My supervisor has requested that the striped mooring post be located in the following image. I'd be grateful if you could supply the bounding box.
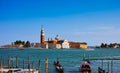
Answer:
[45,58,48,73]
[16,56,18,68]
[38,60,41,73]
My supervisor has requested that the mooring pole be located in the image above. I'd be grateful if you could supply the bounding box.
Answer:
[23,59,25,69]
[32,61,34,73]
[38,60,41,73]
[83,52,85,60]
[108,61,110,73]
[88,55,90,61]
[45,58,48,73]
[111,60,113,73]
[8,56,10,69]
[0,59,2,73]
[3,57,4,67]
[16,56,18,68]
[12,57,14,68]
[28,56,30,73]
[0,59,2,68]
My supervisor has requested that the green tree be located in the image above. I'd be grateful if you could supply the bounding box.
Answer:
[24,41,30,47]
[100,43,105,48]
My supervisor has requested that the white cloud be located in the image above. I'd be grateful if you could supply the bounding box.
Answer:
[73,25,120,46]
[74,25,120,36]
[94,26,115,30]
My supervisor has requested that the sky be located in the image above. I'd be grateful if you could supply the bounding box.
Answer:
[0,0,120,46]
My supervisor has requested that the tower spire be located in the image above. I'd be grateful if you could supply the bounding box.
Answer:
[40,25,45,44]
[41,25,44,32]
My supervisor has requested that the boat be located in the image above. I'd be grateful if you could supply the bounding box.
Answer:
[17,69,38,73]
[80,61,92,73]
[54,60,64,73]
[84,48,94,51]
[1,68,38,73]
[7,68,22,73]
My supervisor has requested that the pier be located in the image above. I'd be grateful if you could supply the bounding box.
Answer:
[86,57,120,60]
[0,56,48,73]
[85,57,120,73]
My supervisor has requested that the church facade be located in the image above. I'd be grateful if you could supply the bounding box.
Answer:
[39,25,87,49]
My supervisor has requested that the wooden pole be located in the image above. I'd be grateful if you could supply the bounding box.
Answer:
[32,61,34,73]
[83,52,85,60]
[8,56,10,69]
[0,60,2,69]
[16,56,18,68]
[12,57,14,68]
[45,58,48,73]
[0,60,2,73]
[38,60,41,73]
[23,59,25,69]
[88,55,90,61]
[111,60,113,73]
[108,61,110,73]
[3,57,4,67]
[28,56,30,73]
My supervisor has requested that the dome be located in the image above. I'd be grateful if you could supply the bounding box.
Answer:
[55,35,60,40]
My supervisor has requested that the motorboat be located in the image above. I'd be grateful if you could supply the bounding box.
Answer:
[84,48,94,51]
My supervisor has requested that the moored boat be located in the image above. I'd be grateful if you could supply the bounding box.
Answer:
[54,60,64,73]
[85,48,94,51]
[80,61,92,73]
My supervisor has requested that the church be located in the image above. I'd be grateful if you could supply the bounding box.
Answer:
[40,25,87,49]
[40,25,70,49]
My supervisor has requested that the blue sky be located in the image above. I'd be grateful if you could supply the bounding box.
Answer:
[0,0,120,46]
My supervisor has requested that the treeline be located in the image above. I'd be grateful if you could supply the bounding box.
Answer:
[13,40,31,47]
[96,43,120,48]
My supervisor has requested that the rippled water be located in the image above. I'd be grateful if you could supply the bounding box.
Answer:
[0,48,120,73]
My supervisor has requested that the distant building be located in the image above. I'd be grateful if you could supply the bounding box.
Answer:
[69,42,87,49]
[30,43,35,47]
[79,42,87,49]
[48,43,61,49]
[31,43,41,48]
[58,40,70,48]
[40,43,48,49]
[47,39,70,49]
[39,25,87,49]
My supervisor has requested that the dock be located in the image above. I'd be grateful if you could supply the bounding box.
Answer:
[0,56,48,73]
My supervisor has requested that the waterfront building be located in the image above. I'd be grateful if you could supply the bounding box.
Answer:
[40,43,48,49]
[47,39,70,49]
[58,40,70,48]
[31,43,41,48]
[69,42,87,49]
[48,43,61,49]
[39,25,87,49]
[79,42,88,49]
[30,43,35,47]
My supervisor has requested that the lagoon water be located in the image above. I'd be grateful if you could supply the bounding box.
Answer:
[0,48,120,73]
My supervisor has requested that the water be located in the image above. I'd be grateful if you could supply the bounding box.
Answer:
[0,48,120,73]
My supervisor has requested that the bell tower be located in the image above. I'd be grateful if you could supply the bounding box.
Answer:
[41,25,45,44]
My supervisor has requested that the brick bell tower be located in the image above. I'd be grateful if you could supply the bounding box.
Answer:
[41,25,45,44]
